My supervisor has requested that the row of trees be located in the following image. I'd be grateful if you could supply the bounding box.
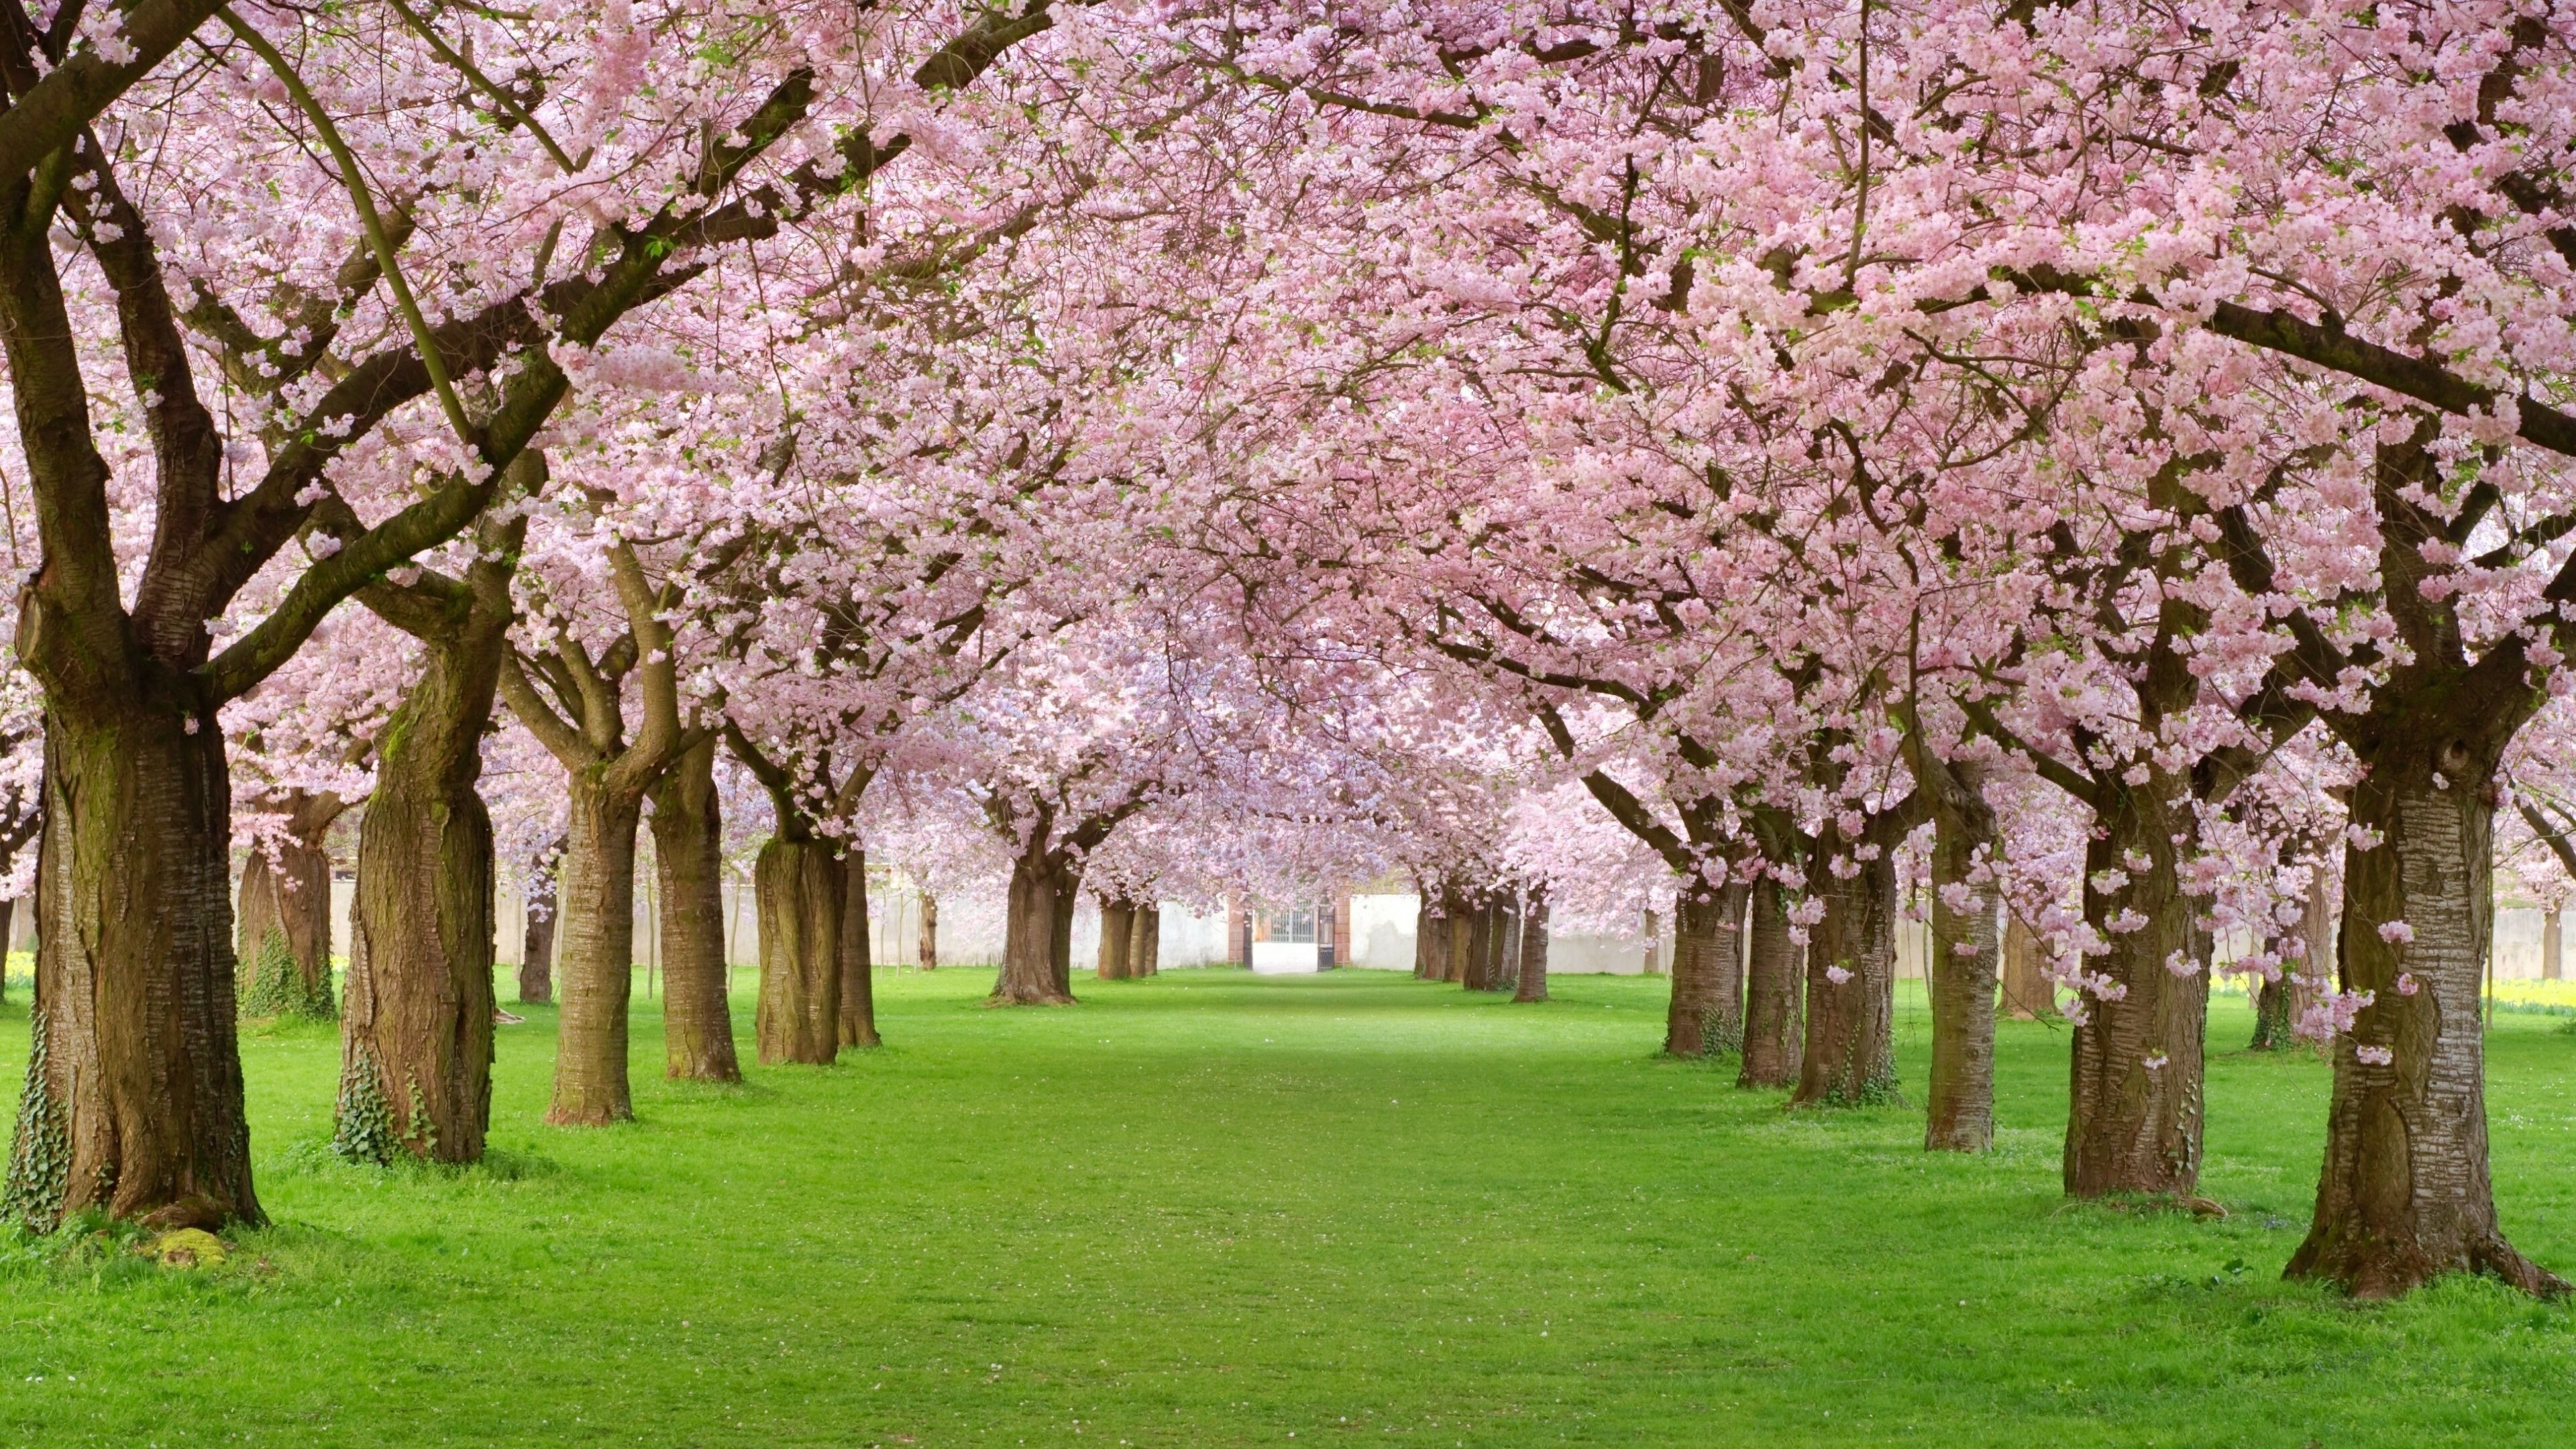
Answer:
[0,2,2570,1307]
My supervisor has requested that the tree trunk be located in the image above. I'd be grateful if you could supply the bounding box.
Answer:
[2063,780,2209,1197]
[519,857,557,1004]
[2252,971,2296,1051]
[1665,885,1746,1057]
[236,796,337,1020]
[1098,898,1136,979]
[1998,914,2049,1020]
[0,896,12,1006]
[1925,762,2000,1152]
[4,712,259,1231]
[1455,891,1491,989]
[1512,887,1550,1002]
[1489,896,1518,991]
[649,738,738,1083]
[994,853,1074,1004]
[1413,892,1439,979]
[753,837,842,1065]
[918,891,938,970]
[2286,766,2565,1297]
[839,849,880,1048]
[1132,904,1160,977]
[1739,878,1804,1089]
[1049,873,1080,999]
[337,629,503,1165]
[1792,816,1901,1108]
[1642,909,1664,975]
[547,775,645,1125]
[2546,909,2562,983]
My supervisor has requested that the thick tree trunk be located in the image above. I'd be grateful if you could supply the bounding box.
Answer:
[547,777,645,1125]
[1132,904,1161,977]
[994,853,1075,1004]
[1512,887,1550,1002]
[1642,909,1665,975]
[839,849,880,1048]
[1098,898,1136,979]
[1998,914,2049,1020]
[1739,878,1803,1089]
[2259,866,2334,1050]
[918,891,938,971]
[649,739,738,1083]
[236,797,337,1020]
[4,713,258,1230]
[337,633,502,1165]
[519,859,557,1004]
[753,837,842,1065]
[2063,781,2210,1197]
[1413,893,1440,979]
[1925,763,2000,1152]
[2286,768,2565,1297]
[1490,896,1519,991]
[1665,885,1746,1057]
[1455,891,1491,989]
[2252,972,2296,1051]
[1792,817,1901,1108]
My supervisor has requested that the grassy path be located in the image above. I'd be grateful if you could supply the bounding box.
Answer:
[4,968,2575,1446]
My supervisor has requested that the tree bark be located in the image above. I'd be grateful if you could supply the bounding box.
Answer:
[2063,777,2210,1197]
[1413,892,1440,979]
[1132,904,1160,976]
[649,737,739,1083]
[337,621,504,1165]
[1098,897,1136,979]
[839,849,879,1048]
[1665,884,1746,1057]
[236,792,339,1020]
[547,775,644,1125]
[994,851,1075,1004]
[1511,886,1550,1002]
[520,851,558,1005]
[1998,913,2049,1020]
[0,896,13,1006]
[918,891,938,970]
[4,713,259,1231]
[1739,878,1803,1089]
[1642,908,1664,975]
[1455,890,1491,989]
[1049,872,1080,999]
[2286,767,2566,1297]
[2546,909,2562,983]
[753,837,842,1065]
[1792,812,1902,1108]
[1923,761,2001,1152]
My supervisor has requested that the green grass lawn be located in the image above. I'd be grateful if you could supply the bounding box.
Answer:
[3,967,2574,1447]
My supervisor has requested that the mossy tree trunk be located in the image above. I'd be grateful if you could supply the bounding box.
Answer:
[1793,808,1903,1108]
[649,736,739,1083]
[336,523,523,1165]
[236,789,343,1020]
[1665,883,1746,1057]
[1739,877,1804,1088]
[5,710,258,1230]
